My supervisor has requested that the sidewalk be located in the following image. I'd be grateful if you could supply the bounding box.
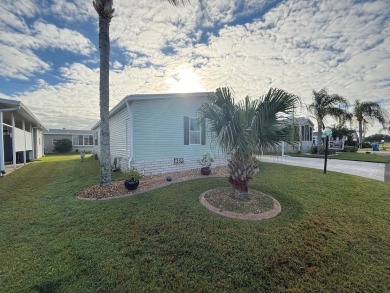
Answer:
[259,155,386,182]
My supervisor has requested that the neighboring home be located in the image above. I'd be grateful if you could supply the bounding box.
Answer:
[296,117,315,153]
[313,130,345,151]
[276,117,314,154]
[43,129,95,153]
[0,98,46,174]
[92,92,227,175]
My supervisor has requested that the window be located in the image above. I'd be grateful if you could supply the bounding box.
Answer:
[189,117,201,145]
[72,135,94,146]
[301,125,312,141]
[94,132,98,145]
[184,116,206,145]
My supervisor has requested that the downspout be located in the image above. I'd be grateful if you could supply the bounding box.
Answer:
[126,100,133,170]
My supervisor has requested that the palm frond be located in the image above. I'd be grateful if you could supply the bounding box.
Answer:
[308,88,351,126]
[253,88,301,148]
[353,100,389,125]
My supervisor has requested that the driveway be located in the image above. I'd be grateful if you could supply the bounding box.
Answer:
[259,155,386,182]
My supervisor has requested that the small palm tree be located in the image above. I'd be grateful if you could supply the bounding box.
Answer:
[353,100,389,148]
[198,87,299,200]
[308,89,351,153]
[93,0,186,186]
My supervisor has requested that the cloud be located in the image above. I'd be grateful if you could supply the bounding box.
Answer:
[0,44,50,79]
[49,0,95,22]
[0,0,96,80]
[1,0,389,135]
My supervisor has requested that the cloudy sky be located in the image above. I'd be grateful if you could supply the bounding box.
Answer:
[1,0,389,134]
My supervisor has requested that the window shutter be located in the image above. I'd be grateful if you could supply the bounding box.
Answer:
[184,116,189,145]
[201,119,206,145]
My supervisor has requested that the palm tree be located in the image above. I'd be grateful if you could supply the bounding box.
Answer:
[308,89,351,153]
[353,100,389,148]
[93,0,186,186]
[198,87,299,200]
[330,124,356,145]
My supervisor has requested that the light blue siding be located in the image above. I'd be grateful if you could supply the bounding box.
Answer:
[132,96,211,161]
[110,106,128,160]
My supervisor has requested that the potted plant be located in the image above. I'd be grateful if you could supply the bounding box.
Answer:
[199,153,214,175]
[124,167,142,191]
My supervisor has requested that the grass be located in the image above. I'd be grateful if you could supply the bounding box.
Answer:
[290,152,390,163]
[0,154,389,292]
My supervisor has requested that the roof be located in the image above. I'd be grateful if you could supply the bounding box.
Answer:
[293,116,315,126]
[91,92,212,130]
[44,129,95,135]
[0,98,47,131]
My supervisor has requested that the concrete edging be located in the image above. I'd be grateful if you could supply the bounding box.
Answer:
[199,189,282,221]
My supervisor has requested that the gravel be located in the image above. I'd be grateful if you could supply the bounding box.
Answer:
[76,166,229,200]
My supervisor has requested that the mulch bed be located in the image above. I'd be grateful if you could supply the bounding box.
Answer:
[76,166,230,200]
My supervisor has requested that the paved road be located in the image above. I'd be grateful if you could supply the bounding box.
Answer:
[259,155,386,182]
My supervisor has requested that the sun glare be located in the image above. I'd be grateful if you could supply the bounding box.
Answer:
[168,67,205,93]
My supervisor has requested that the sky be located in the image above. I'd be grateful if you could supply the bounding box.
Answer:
[0,0,389,135]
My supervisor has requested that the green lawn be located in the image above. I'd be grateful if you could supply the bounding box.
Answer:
[290,152,390,163]
[0,154,389,292]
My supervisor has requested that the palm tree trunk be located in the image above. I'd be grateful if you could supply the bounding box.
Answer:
[358,120,363,149]
[99,17,111,186]
[228,154,258,200]
[316,122,323,154]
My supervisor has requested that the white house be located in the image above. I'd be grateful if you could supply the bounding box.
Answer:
[313,130,346,151]
[92,92,227,175]
[43,129,96,153]
[0,98,46,174]
[275,117,314,154]
[296,117,315,153]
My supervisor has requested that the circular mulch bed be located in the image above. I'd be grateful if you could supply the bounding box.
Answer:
[199,188,281,220]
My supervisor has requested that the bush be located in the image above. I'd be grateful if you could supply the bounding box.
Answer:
[54,139,72,153]
[362,142,372,148]
[125,167,143,181]
[344,146,358,152]
[310,145,335,155]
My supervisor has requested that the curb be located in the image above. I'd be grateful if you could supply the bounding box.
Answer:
[385,163,390,183]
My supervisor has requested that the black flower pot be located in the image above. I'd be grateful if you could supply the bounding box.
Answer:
[124,179,139,191]
[201,167,211,176]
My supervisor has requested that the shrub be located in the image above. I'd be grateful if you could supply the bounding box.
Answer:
[125,167,143,181]
[199,153,214,168]
[54,139,72,153]
[344,146,358,152]
[310,145,336,155]
[362,142,372,148]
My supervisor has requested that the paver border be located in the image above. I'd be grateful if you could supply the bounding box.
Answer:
[199,188,281,221]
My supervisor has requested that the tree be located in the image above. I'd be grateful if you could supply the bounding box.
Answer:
[54,139,72,153]
[198,87,299,200]
[93,0,186,186]
[308,89,351,153]
[366,133,390,143]
[352,100,389,148]
[330,124,356,145]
